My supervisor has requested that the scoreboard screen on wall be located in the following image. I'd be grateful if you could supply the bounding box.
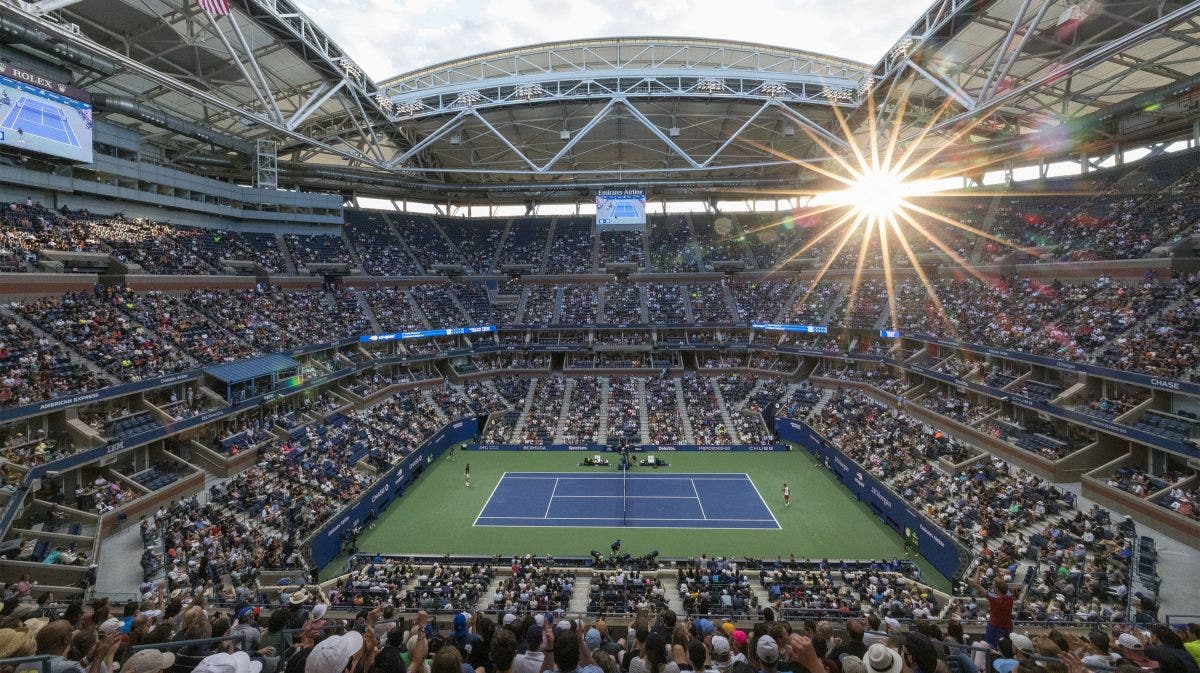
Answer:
[596,189,647,231]
[0,64,93,164]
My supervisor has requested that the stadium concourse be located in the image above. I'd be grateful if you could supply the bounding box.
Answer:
[2,1,1200,673]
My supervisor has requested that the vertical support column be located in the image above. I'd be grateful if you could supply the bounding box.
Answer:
[255,139,279,190]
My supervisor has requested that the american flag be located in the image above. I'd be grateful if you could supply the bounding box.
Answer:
[197,0,231,16]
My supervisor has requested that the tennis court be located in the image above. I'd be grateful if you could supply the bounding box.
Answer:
[1,96,80,147]
[474,471,780,529]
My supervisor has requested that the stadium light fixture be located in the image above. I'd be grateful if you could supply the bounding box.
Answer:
[514,84,545,100]
[760,81,789,97]
[395,101,428,117]
[697,78,724,93]
[453,91,484,108]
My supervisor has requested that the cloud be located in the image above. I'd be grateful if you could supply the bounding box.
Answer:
[297,0,933,81]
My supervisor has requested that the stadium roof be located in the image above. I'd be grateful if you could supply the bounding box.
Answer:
[2,0,1199,201]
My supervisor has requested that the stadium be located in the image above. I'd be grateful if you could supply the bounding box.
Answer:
[0,0,1197,672]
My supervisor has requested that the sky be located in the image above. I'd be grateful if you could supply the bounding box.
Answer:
[296,0,935,81]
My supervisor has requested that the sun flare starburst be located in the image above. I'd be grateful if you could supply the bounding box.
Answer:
[733,76,1055,340]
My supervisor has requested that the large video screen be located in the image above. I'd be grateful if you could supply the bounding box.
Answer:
[596,189,646,231]
[0,64,92,163]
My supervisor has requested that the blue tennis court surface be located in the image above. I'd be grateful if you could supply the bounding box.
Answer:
[474,472,780,529]
[1,96,80,147]
[611,202,640,219]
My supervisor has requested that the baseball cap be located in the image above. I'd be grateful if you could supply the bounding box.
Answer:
[502,613,517,626]
[1009,634,1034,656]
[840,655,867,673]
[1117,633,1143,651]
[712,636,731,656]
[697,619,715,636]
[453,613,469,635]
[305,632,364,673]
[98,617,122,635]
[122,649,176,673]
[732,630,748,649]
[993,660,1018,673]
[585,628,602,651]
[865,643,903,673]
[756,635,780,664]
[196,652,263,673]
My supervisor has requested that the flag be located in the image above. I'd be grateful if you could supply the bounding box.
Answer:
[198,0,231,16]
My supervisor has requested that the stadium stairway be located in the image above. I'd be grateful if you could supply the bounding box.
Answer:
[421,390,450,425]
[803,386,834,417]
[537,220,556,273]
[719,284,740,319]
[680,286,696,323]
[275,233,298,275]
[475,574,506,613]
[710,379,737,442]
[407,288,435,330]
[745,571,774,612]
[442,290,473,325]
[597,285,608,324]
[514,289,530,323]
[0,305,119,386]
[969,196,1003,263]
[674,378,697,444]
[568,574,592,614]
[659,575,685,616]
[354,289,384,333]
[552,287,564,324]
[638,286,650,323]
[597,378,612,444]
[512,380,540,442]
[821,284,852,325]
[551,379,576,443]
[635,379,651,444]
[380,213,427,274]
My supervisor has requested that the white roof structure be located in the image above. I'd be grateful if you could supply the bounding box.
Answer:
[3,0,1198,200]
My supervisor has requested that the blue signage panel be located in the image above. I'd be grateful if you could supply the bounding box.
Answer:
[752,323,829,334]
[359,325,497,343]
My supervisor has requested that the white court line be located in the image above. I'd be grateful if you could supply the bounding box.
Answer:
[478,515,776,522]
[501,473,751,480]
[745,474,783,529]
[473,522,782,530]
[690,478,708,520]
[553,494,696,499]
[543,478,559,518]
[471,470,510,526]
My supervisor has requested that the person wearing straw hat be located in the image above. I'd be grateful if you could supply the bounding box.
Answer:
[122,649,176,673]
[0,626,36,659]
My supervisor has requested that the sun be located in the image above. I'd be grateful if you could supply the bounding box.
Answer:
[843,169,912,220]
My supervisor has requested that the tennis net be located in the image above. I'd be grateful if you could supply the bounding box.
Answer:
[621,463,628,526]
